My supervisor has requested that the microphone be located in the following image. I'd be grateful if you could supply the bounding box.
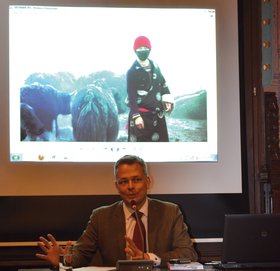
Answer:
[116,200,153,270]
[130,200,137,210]
[130,200,145,259]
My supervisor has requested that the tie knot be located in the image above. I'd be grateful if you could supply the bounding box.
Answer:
[132,211,143,220]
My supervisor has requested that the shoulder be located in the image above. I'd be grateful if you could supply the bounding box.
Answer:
[148,198,179,211]
[90,201,123,218]
[148,198,183,223]
[150,60,160,70]
[150,60,163,76]
[127,61,141,75]
[148,199,186,228]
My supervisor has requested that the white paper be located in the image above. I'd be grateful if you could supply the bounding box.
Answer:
[168,262,204,270]
[73,267,116,271]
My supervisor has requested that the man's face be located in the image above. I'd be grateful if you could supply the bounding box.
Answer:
[115,163,151,209]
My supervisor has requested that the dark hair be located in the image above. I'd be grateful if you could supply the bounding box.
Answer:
[114,154,148,177]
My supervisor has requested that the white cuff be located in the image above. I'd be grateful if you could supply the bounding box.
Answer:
[146,253,161,266]
[132,113,141,120]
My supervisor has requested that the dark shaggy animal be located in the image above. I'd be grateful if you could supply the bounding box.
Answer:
[20,84,71,138]
[20,103,45,141]
[71,85,119,141]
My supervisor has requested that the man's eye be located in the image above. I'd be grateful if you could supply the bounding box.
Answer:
[118,180,128,185]
[117,177,143,185]
[132,177,143,183]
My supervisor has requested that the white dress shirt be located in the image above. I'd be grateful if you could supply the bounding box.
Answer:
[122,199,161,266]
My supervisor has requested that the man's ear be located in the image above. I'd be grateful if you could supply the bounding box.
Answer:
[146,176,151,189]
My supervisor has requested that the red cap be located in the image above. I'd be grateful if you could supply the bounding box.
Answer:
[133,36,151,51]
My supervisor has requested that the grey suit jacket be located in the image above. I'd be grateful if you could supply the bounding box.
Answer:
[72,198,197,267]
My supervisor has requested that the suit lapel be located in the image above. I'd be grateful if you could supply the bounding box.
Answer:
[113,201,127,258]
[147,199,160,252]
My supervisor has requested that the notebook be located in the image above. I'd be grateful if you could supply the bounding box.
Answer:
[218,213,280,269]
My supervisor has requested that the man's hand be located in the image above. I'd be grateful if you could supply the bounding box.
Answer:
[164,102,173,112]
[135,116,144,129]
[36,234,66,267]
[124,236,150,260]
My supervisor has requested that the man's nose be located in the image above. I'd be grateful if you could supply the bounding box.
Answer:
[127,180,135,189]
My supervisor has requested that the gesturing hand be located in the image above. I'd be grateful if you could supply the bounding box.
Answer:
[124,236,150,260]
[36,233,66,267]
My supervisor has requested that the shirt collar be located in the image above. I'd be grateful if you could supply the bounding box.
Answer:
[123,198,149,220]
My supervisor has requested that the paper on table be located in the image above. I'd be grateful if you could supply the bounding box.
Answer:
[167,261,204,270]
[73,267,116,271]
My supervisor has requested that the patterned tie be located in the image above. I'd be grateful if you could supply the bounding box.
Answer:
[132,211,147,252]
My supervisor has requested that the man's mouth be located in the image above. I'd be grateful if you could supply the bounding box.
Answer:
[127,194,137,199]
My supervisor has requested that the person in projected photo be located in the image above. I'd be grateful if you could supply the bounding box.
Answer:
[36,154,197,269]
[126,36,174,142]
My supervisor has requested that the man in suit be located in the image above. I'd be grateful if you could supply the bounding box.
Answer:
[36,155,197,268]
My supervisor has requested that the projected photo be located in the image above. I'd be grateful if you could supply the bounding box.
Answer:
[10,5,217,162]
